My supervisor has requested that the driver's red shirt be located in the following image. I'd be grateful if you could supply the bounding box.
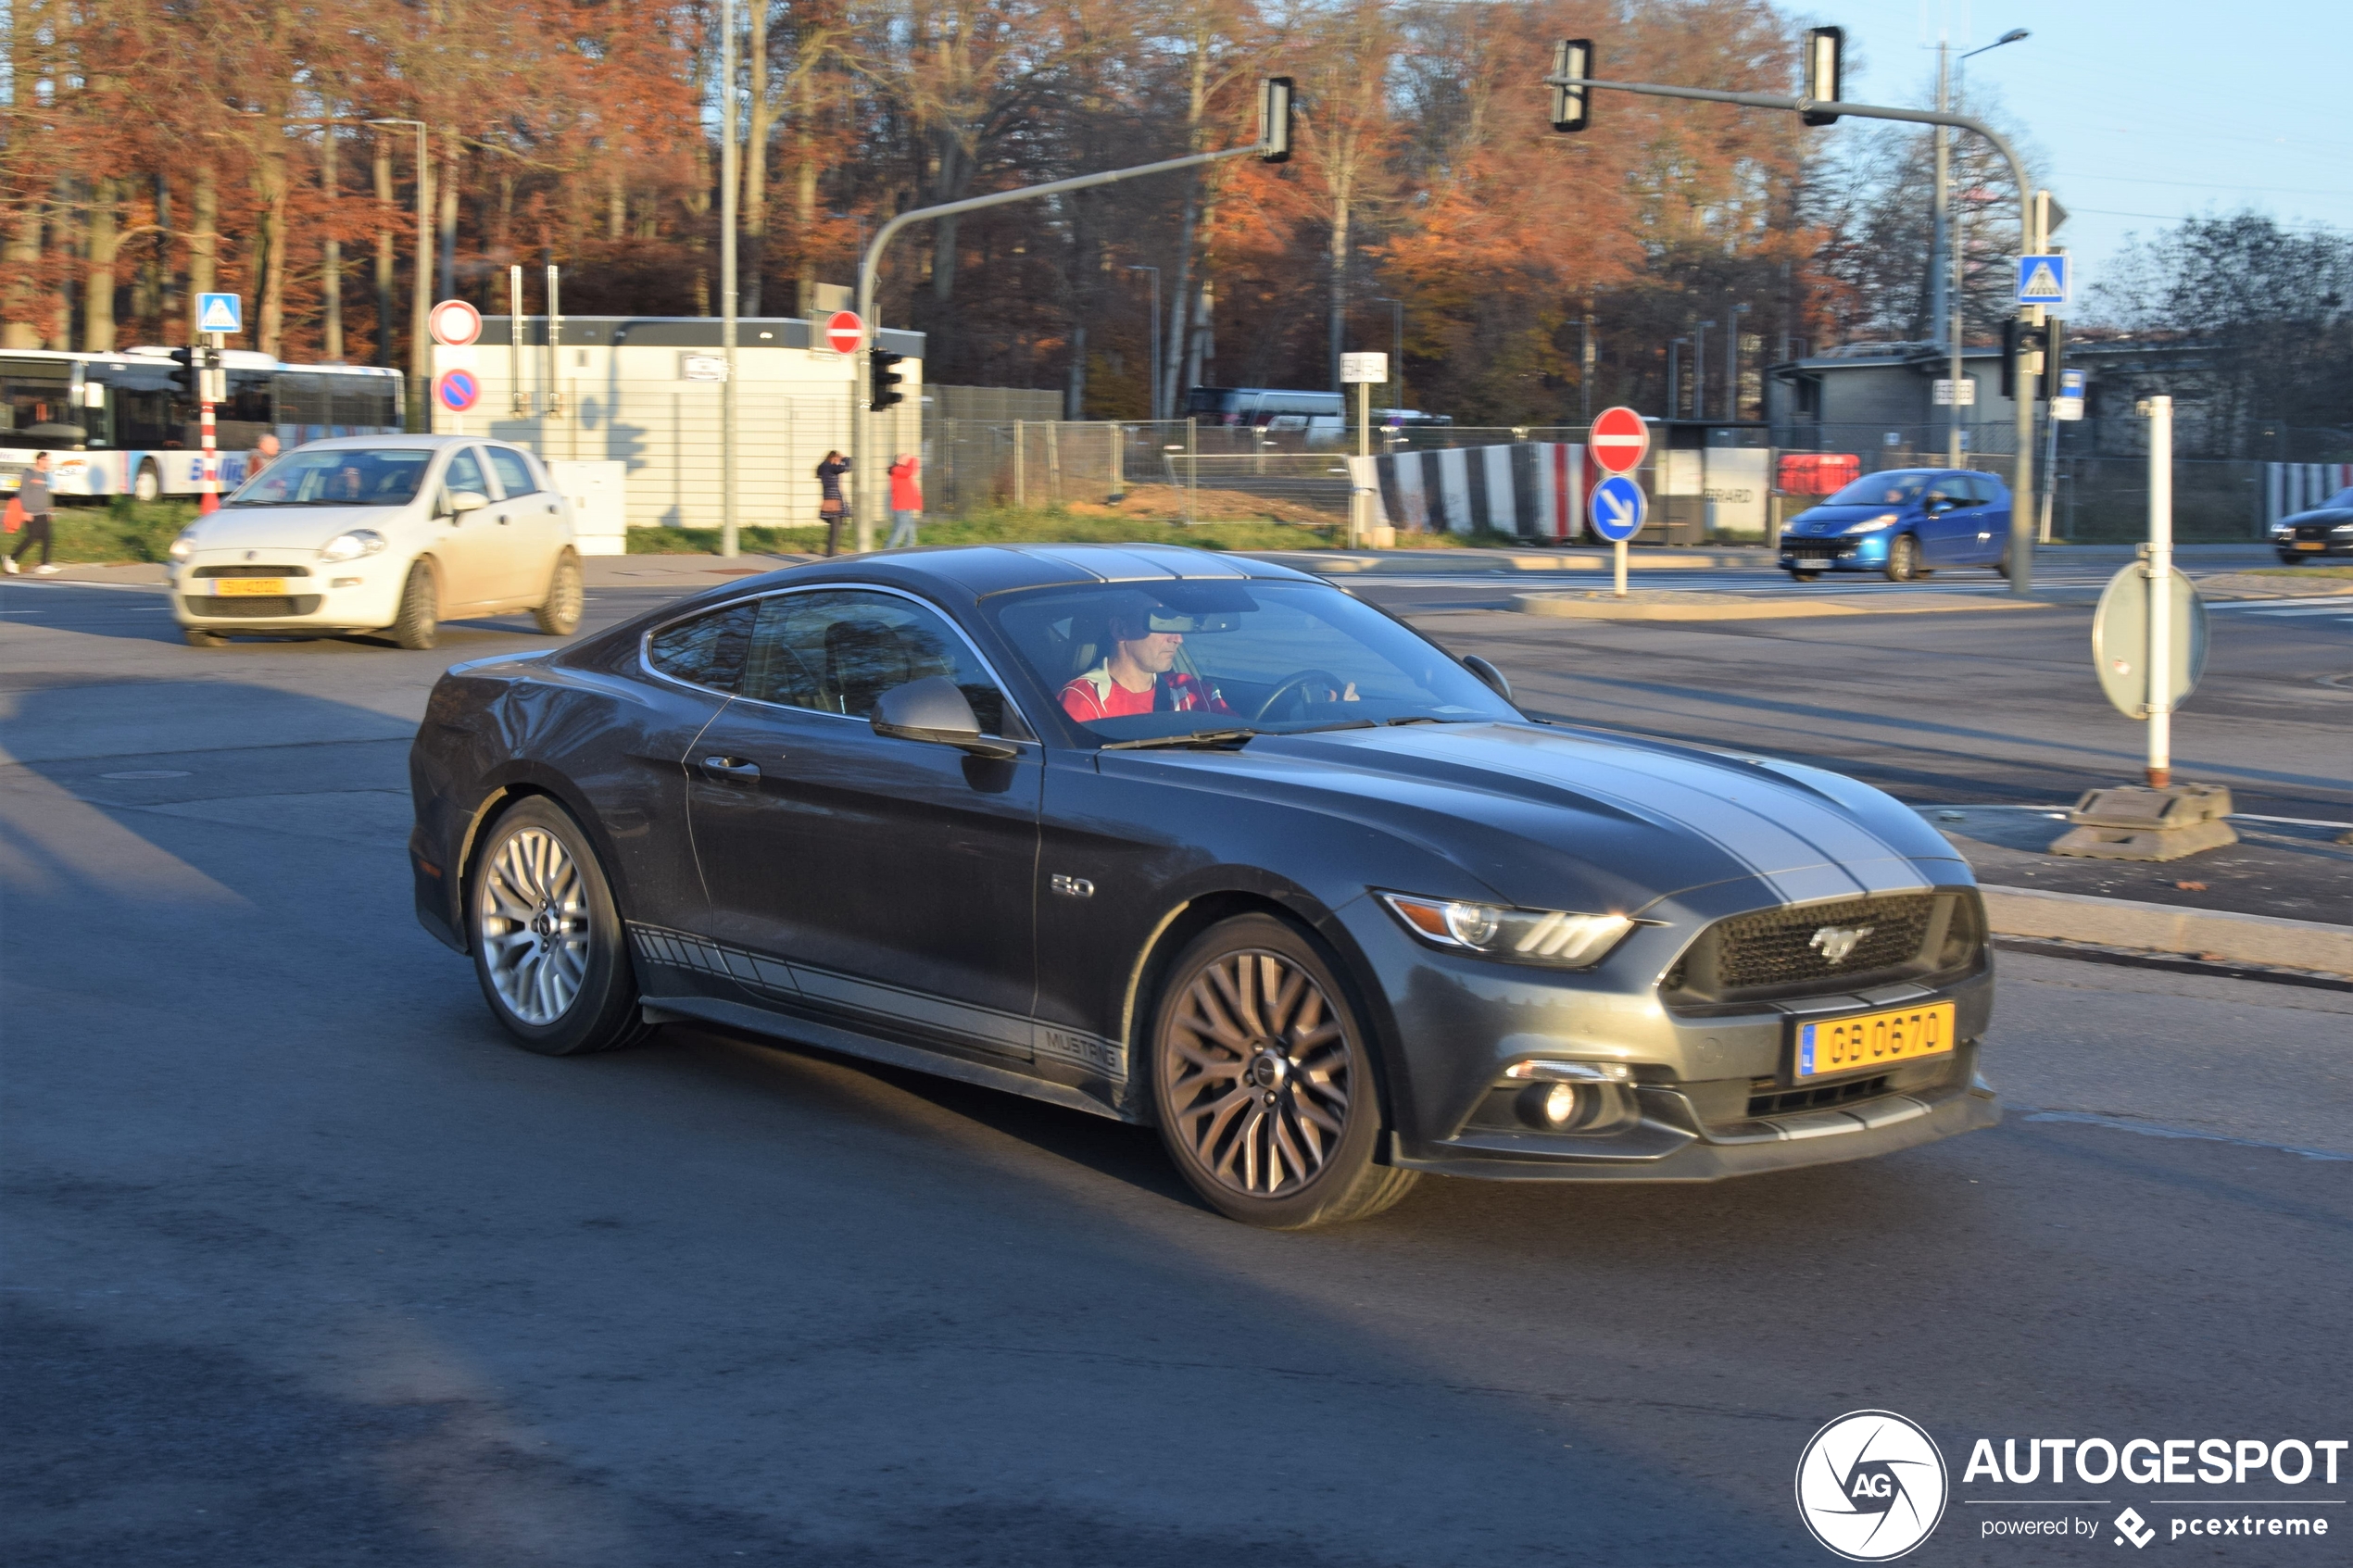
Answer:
[1059,664,1228,722]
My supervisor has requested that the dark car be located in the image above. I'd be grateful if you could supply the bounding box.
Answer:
[2271,485,2353,562]
[1779,468,2013,582]
[409,545,1999,1228]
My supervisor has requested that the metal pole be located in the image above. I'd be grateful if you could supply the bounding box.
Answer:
[2145,395,2173,789]
[1013,420,1025,508]
[1185,416,1197,526]
[545,265,561,420]
[1580,307,1595,424]
[720,0,740,558]
[1937,41,1959,466]
[1353,379,1368,547]
[1667,339,1681,420]
[198,335,220,512]
[509,264,525,417]
[1694,320,1712,421]
[1614,537,1627,598]
[852,140,1265,552]
[1727,302,1747,420]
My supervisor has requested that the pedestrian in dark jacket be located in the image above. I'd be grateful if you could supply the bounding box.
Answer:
[6,452,58,575]
[815,451,851,557]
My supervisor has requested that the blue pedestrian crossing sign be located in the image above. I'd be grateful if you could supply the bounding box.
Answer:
[1588,473,1647,543]
[196,293,243,333]
[2015,255,2070,306]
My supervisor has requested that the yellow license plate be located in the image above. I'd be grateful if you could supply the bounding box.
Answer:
[2294,541,2325,551]
[214,578,288,596]
[1795,1001,1956,1081]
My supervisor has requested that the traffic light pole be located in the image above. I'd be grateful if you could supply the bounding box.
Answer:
[850,141,1272,553]
[1548,72,2041,596]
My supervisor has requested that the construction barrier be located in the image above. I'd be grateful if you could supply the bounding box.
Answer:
[1357,443,1588,540]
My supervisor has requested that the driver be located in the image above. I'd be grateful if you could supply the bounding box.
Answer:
[1059,606,1234,722]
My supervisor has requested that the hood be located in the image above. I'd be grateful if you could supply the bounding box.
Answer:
[1787,503,1906,533]
[182,504,412,554]
[1118,721,1969,916]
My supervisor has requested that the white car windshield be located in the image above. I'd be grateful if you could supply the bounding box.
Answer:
[990,580,1521,741]
[227,448,432,507]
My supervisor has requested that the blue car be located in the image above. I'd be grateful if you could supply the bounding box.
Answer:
[1778,469,2013,583]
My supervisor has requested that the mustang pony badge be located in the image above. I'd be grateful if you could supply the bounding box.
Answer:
[1810,923,1875,965]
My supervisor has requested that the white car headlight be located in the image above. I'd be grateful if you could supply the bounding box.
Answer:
[1845,512,1901,534]
[320,529,388,563]
[168,527,198,563]
[1379,892,1635,970]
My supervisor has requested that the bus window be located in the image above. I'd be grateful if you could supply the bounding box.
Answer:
[276,372,329,435]
[0,361,85,449]
[328,375,399,433]
[89,361,189,450]
[216,370,274,451]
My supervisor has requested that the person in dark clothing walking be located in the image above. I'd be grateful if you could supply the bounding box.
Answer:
[6,452,59,575]
[815,450,851,557]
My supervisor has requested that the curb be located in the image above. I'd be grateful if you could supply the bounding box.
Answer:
[1511,589,2054,621]
[1981,885,2353,978]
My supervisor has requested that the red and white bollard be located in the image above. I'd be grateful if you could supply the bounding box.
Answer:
[197,392,219,515]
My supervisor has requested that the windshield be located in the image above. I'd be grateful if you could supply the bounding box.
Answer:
[226,446,431,507]
[1823,471,1931,508]
[2323,486,2353,511]
[989,579,1521,741]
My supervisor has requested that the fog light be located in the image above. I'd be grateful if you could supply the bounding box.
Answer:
[1541,1082,1579,1124]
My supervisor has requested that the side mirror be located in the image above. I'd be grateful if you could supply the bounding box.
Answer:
[1462,654,1512,703]
[871,676,1018,759]
[1924,496,1957,515]
[445,489,489,516]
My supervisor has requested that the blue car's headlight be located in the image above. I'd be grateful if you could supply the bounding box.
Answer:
[1844,512,1901,534]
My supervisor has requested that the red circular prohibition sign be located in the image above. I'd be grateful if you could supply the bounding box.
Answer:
[1589,406,1650,475]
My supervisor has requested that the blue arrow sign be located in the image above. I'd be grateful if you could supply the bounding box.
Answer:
[196,293,243,333]
[2015,255,2069,306]
[1588,473,1646,543]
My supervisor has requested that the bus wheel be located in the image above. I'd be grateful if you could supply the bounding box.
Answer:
[133,462,162,504]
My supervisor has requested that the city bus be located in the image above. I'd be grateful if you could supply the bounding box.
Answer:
[1185,385,1349,445]
[0,349,404,501]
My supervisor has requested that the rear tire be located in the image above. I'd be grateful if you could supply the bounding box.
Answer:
[466,796,650,1057]
[534,550,583,635]
[392,559,438,650]
[1148,914,1417,1229]
[1884,534,1921,582]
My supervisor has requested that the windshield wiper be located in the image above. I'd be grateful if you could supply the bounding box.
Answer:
[1099,727,1261,751]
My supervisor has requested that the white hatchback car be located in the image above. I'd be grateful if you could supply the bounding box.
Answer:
[168,434,582,650]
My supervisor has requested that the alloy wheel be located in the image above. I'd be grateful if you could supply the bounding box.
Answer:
[477,825,590,1024]
[1160,948,1354,1198]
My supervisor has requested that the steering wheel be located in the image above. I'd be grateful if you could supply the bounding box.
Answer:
[1249,668,1348,723]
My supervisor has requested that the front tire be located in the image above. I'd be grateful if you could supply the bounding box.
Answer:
[1786,568,1820,583]
[392,559,438,649]
[183,627,228,648]
[1149,914,1416,1229]
[1884,533,1921,582]
[534,550,583,635]
[467,797,650,1056]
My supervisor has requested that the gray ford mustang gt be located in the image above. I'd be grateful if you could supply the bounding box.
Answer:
[409,544,1999,1227]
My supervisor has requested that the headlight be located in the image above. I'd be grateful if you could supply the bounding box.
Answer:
[319,529,388,562]
[1379,892,1635,969]
[1844,512,1900,534]
[167,527,198,563]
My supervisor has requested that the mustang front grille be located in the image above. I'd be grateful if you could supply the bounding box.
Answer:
[1662,891,1983,1010]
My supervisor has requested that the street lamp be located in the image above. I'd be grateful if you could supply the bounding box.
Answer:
[1667,336,1690,420]
[1944,28,2030,464]
[365,118,431,432]
[1126,266,1161,421]
[1372,296,1404,427]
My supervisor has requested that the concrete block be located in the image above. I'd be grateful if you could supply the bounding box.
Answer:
[1982,885,2353,977]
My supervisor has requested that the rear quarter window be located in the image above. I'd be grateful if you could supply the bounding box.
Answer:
[646,601,755,694]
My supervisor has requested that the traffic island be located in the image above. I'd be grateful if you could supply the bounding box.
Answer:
[1510,587,2056,621]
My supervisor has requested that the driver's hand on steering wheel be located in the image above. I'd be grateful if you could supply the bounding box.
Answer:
[1328,682,1360,703]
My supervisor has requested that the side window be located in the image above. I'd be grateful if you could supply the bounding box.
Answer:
[741,589,1015,735]
[443,446,488,503]
[647,602,756,694]
[485,445,538,497]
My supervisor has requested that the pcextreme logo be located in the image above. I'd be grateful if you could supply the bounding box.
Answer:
[1795,1411,1950,1562]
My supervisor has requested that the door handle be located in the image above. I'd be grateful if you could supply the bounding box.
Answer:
[496,513,510,525]
[700,756,761,783]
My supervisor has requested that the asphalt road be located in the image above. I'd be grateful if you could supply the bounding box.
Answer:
[6,573,2350,1568]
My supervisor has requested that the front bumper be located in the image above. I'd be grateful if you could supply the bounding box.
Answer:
[170,554,403,631]
[1780,533,1892,571]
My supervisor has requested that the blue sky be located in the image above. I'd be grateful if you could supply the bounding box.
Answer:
[1798,0,2352,300]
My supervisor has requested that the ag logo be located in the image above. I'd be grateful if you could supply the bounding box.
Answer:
[1795,1410,1948,1561]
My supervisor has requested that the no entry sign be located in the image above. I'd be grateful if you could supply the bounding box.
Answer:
[1588,406,1649,475]
[429,298,483,347]
[825,310,864,355]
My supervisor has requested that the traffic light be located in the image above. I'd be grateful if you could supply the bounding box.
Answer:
[1259,76,1293,163]
[1801,27,1843,125]
[1550,40,1593,133]
[2041,317,2066,401]
[167,346,196,396]
[869,346,905,412]
[2000,319,2051,401]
